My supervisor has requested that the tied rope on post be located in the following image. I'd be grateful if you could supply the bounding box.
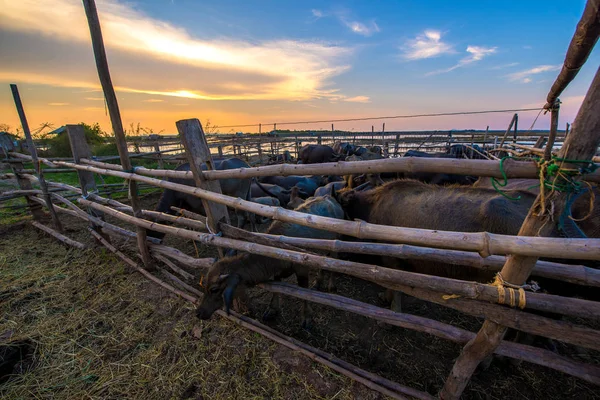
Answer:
[535,155,598,236]
[491,273,540,310]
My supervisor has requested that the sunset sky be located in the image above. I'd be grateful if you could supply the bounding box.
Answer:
[1,0,598,135]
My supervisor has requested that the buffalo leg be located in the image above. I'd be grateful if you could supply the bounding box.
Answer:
[297,274,313,330]
[262,278,282,321]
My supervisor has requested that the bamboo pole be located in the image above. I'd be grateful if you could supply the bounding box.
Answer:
[441,65,600,399]
[544,101,560,160]
[256,234,600,287]
[545,0,600,108]
[154,253,195,281]
[159,267,202,297]
[82,0,151,267]
[78,155,600,183]
[499,113,518,148]
[10,84,63,231]
[63,164,600,260]
[31,221,85,249]
[89,229,196,302]
[262,282,600,376]
[77,199,600,320]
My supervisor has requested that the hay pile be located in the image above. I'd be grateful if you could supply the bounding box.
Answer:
[0,223,375,399]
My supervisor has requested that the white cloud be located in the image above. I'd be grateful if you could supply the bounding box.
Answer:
[85,97,105,101]
[343,96,370,103]
[426,45,497,75]
[311,9,323,18]
[48,102,69,106]
[340,19,380,36]
[507,64,561,83]
[402,30,454,60]
[0,0,353,101]
[489,62,519,70]
[143,99,164,103]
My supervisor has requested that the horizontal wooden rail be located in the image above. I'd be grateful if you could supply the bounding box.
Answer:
[77,199,600,320]
[77,156,600,183]
[255,234,600,287]
[59,161,600,260]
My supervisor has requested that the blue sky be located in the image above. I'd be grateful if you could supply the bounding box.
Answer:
[0,0,597,133]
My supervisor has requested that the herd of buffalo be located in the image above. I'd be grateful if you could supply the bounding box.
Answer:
[150,142,599,344]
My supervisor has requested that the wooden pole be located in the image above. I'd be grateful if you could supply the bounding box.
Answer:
[441,65,600,399]
[498,113,517,148]
[82,0,151,267]
[76,200,600,320]
[153,137,164,169]
[544,101,560,160]
[565,122,571,137]
[66,124,106,236]
[10,84,63,231]
[57,161,600,261]
[545,0,600,108]
[259,123,261,134]
[176,118,230,257]
[512,114,518,144]
[76,155,600,183]
[32,221,85,249]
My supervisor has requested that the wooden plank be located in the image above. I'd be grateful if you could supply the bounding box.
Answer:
[82,0,151,267]
[176,118,230,244]
[498,113,517,148]
[440,65,600,399]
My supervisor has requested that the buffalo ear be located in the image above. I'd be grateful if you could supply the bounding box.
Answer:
[223,274,241,315]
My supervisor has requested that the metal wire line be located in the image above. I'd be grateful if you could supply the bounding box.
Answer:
[215,107,545,129]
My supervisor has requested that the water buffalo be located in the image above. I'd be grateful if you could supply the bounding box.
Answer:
[473,178,600,238]
[314,181,347,197]
[250,182,308,206]
[337,179,542,310]
[298,144,342,164]
[250,196,280,224]
[196,193,345,328]
[268,150,293,164]
[343,151,384,189]
[150,158,252,239]
[332,142,354,156]
[286,186,304,209]
[260,175,324,196]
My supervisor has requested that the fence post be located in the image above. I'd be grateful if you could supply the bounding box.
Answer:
[66,124,108,238]
[565,122,571,137]
[10,84,63,231]
[259,123,261,134]
[0,132,44,220]
[151,134,164,169]
[483,126,489,147]
[544,100,560,160]
[317,135,322,145]
[218,145,223,158]
[440,62,600,400]
[512,114,518,144]
[257,143,262,160]
[82,0,152,267]
[177,118,230,257]
[394,134,400,157]
[499,113,518,148]
[295,135,299,158]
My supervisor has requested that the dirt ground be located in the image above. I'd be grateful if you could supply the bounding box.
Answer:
[1,192,599,399]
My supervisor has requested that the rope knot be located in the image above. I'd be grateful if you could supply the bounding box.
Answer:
[491,273,539,310]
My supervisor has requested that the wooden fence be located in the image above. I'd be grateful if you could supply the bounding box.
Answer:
[1,0,599,398]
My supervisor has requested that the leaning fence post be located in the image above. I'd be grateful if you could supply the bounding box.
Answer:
[0,132,44,220]
[82,0,152,267]
[498,113,518,148]
[150,134,164,168]
[10,84,63,231]
[440,65,600,400]
[177,118,230,257]
[66,124,107,238]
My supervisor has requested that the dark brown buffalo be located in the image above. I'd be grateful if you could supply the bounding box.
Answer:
[196,194,345,328]
[298,144,342,164]
[473,178,600,238]
[337,179,542,310]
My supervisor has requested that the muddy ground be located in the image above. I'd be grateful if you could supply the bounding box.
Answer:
[1,192,599,399]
